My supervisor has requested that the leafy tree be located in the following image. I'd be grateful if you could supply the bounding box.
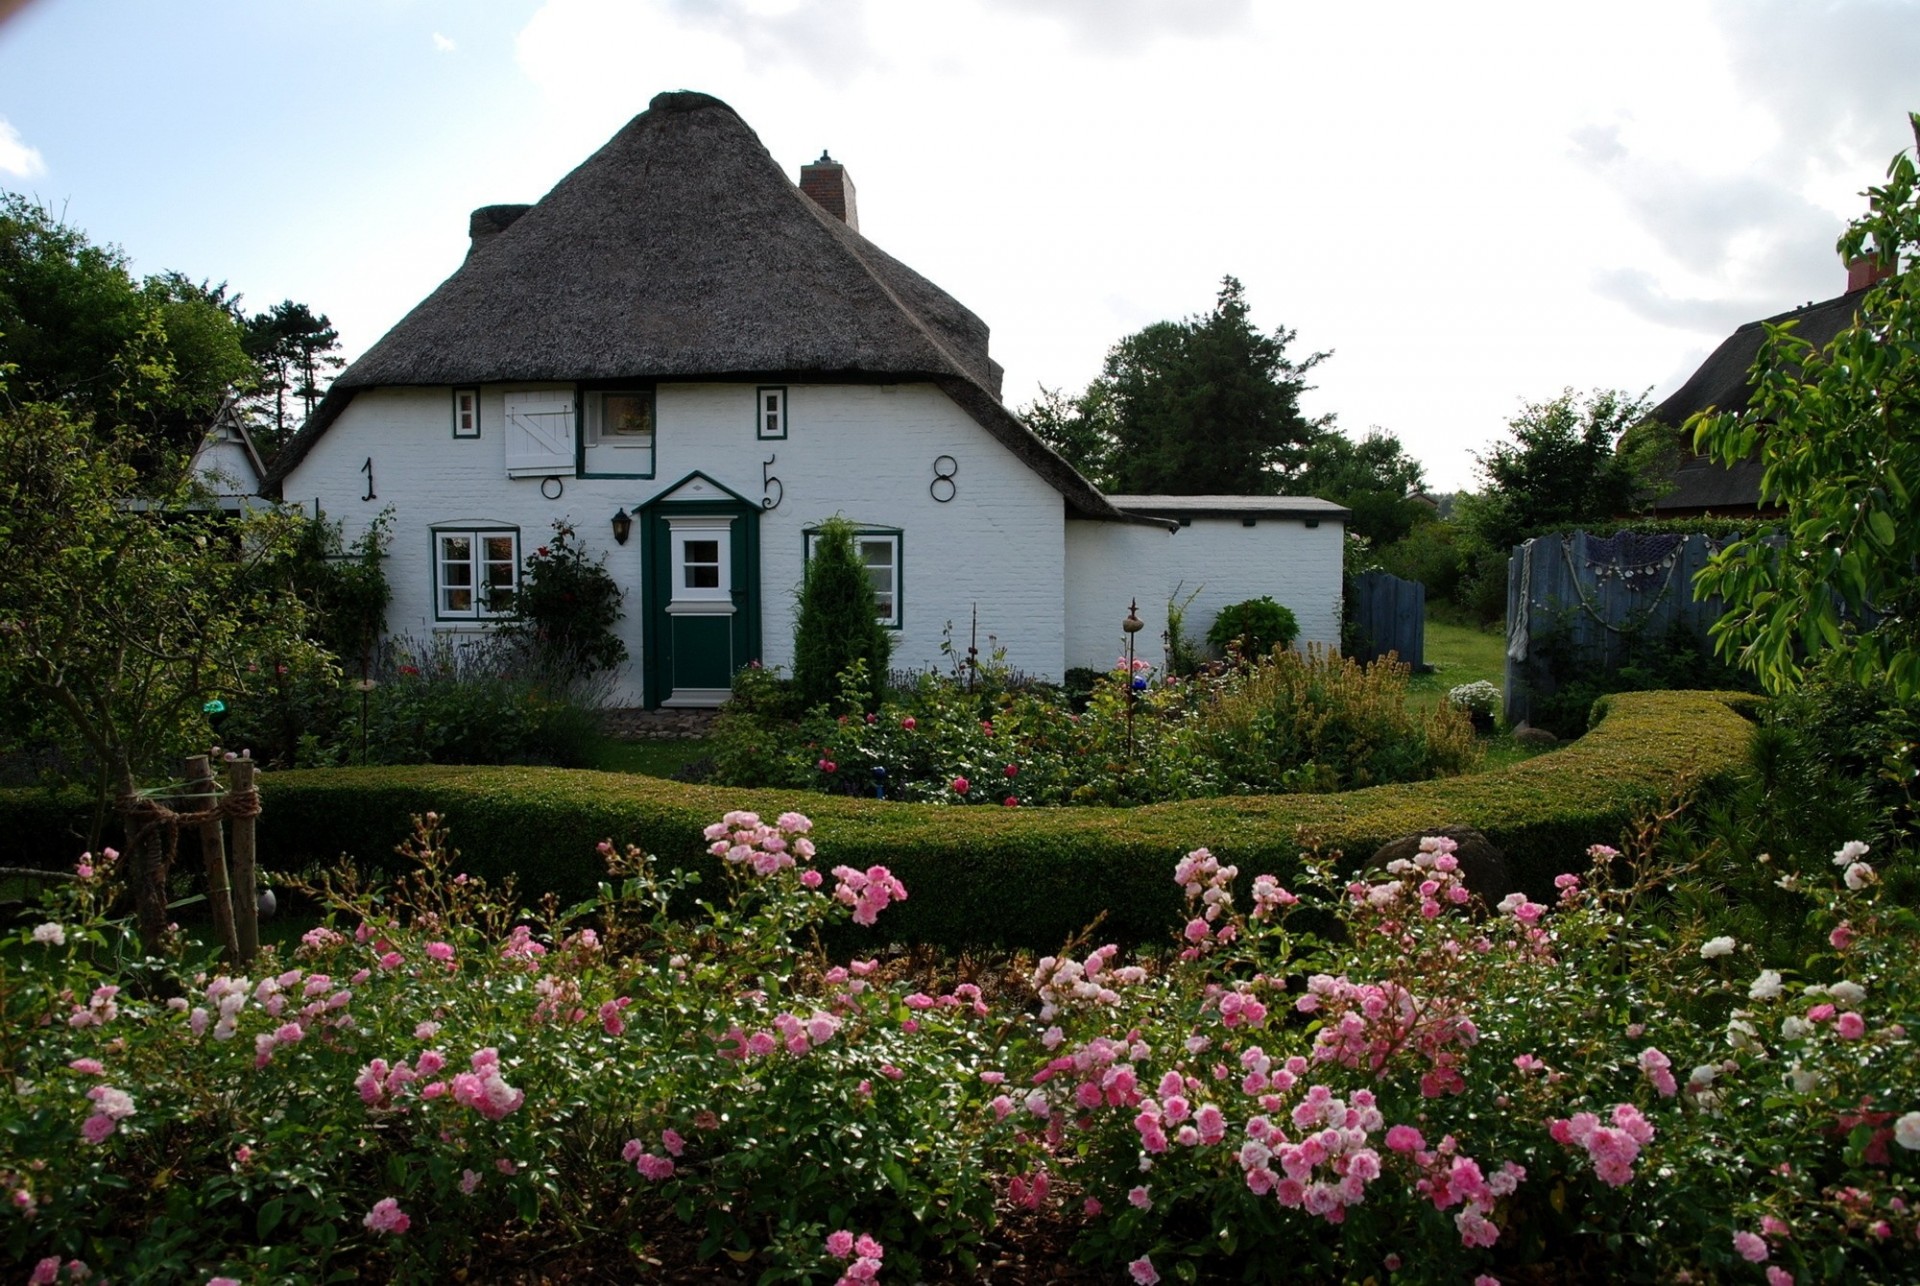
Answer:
[242,299,343,452]
[1452,388,1651,619]
[0,394,316,943]
[793,516,891,711]
[1021,382,1116,489]
[1295,427,1429,548]
[1693,113,1920,699]
[1024,277,1328,495]
[0,195,252,460]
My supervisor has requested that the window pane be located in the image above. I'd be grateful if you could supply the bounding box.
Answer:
[684,538,720,589]
[604,393,652,437]
[441,535,471,562]
[444,587,472,613]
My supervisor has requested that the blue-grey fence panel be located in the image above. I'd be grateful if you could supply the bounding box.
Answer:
[1503,531,1738,728]
[1349,570,1426,669]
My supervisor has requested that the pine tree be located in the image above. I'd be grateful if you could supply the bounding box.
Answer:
[792,516,892,710]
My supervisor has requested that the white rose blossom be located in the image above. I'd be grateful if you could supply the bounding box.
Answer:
[31,923,65,946]
[1749,970,1783,1001]
[1833,840,1870,867]
[1895,1111,1920,1151]
[1829,980,1866,1006]
[1701,936,1737,959]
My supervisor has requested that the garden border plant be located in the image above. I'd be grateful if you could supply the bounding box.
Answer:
[0,691,1759,952]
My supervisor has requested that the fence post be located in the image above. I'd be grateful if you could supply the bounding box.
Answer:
[228,755,260,965]
[186,754,240,961]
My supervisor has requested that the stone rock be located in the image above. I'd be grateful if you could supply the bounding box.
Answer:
[1368,827,1512,903]
[1512,723,1559,748]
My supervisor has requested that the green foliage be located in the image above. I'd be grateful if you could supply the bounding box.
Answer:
[1693,115,1920,700]
[1021,276,1329,495]
[1376,516,1467,601]
[507,520,628,680]
[272,508,391,671]
[33,691,1758,950]
[0,400,315,816]
[240,298,343,454]
[1295,428,1428,548]
[792,516,891,711]
[0,195,252,460]
[1523,618,1761,737]
[1454,389,1653,620]
[1164,583,1205,677]
[1205,596,1299,658]
[218,634,609,772]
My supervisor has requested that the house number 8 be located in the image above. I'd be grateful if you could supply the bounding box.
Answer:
[929,454,958,503]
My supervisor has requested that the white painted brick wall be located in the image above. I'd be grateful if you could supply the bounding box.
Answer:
[283,381,1069,702]
[1159,518,1346,655]
[1063,520,1172,674]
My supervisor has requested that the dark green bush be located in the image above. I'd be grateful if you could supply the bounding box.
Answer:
[1205,596,1298,658]
[792,516,891,711]
[506,520,627,679]
[1526,620,1760,736]
[0,690,1753,949]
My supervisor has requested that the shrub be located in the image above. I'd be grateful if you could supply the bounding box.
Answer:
[792,517,891,711]
[8,751,1916,1283]
[1526,619,1759,737]
[1206,596,1299,659]
[0,689,1750,949]
[505,520,627,680]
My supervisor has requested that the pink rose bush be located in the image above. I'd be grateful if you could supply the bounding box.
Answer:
[6,804,1920,1283]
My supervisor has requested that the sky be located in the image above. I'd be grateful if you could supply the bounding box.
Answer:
[1,0,1915,491]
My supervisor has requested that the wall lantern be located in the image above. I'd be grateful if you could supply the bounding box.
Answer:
[611,508,633,545]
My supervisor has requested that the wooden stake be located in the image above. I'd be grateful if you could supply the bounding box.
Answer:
[186,755,239,961]
[229,755,259,964]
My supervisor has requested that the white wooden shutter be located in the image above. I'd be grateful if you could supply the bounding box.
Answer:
[503,391,576,477]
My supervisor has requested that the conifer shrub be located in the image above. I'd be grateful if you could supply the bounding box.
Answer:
[792,516,891,711]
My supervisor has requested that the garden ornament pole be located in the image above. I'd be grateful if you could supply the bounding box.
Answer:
[1124,598,1144,759]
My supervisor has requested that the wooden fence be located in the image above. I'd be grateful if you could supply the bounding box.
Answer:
[1503,531,1737,727]
[1347,570,1426,669]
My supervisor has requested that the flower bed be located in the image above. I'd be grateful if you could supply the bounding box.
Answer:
[6,788,1917,1282]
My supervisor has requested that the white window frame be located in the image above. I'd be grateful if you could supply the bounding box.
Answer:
[756,385,787,440]
[433,527,520,620]
[581,388,656,477]
[452,387,480,438]
[666,515,734,615]
[804,526,902,629]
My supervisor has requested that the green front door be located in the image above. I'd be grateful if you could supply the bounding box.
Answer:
[640,476,760,708]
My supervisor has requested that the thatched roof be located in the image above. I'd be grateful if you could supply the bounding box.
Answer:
[1644,287,1865,516]
[1649,288,1866,428]
[262,91,1136,521]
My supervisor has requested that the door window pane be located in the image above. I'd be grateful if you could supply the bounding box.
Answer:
[684,539,720,589]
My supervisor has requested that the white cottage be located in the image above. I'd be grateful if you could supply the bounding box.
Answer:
[265,91,1346,707]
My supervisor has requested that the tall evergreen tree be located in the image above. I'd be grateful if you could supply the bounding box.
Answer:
[1100,276,1329,495]
[792,516,892,711]
[242,299,343,452]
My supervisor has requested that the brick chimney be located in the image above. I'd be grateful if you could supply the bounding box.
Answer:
[799,151,858,232]
[1847,254,1896,292]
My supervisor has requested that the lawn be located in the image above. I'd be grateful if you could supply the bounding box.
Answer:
[1401,614,1553,771]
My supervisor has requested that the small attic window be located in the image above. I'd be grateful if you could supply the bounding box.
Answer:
[757,386,787,440]
[452,388,480,438]
[580,388,655,479]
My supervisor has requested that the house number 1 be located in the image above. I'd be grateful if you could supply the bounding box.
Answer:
[360,456,375,501]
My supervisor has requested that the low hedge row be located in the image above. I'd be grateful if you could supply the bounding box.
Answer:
[0,691,1757,951]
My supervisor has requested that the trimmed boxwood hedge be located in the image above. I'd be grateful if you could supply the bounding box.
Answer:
[0,691,1756,951]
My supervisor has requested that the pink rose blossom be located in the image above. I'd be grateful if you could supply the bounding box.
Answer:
[1733,1230,1769,1263]
[1836,1012,1867,1039]
[1129,1256,1160,1285]
[364,1197,410,1235]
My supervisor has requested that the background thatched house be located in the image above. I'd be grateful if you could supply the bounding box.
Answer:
[264,91,1346,706]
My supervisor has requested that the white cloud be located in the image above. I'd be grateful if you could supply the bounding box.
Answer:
[433,32,456,53]
[0,119,45,178]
